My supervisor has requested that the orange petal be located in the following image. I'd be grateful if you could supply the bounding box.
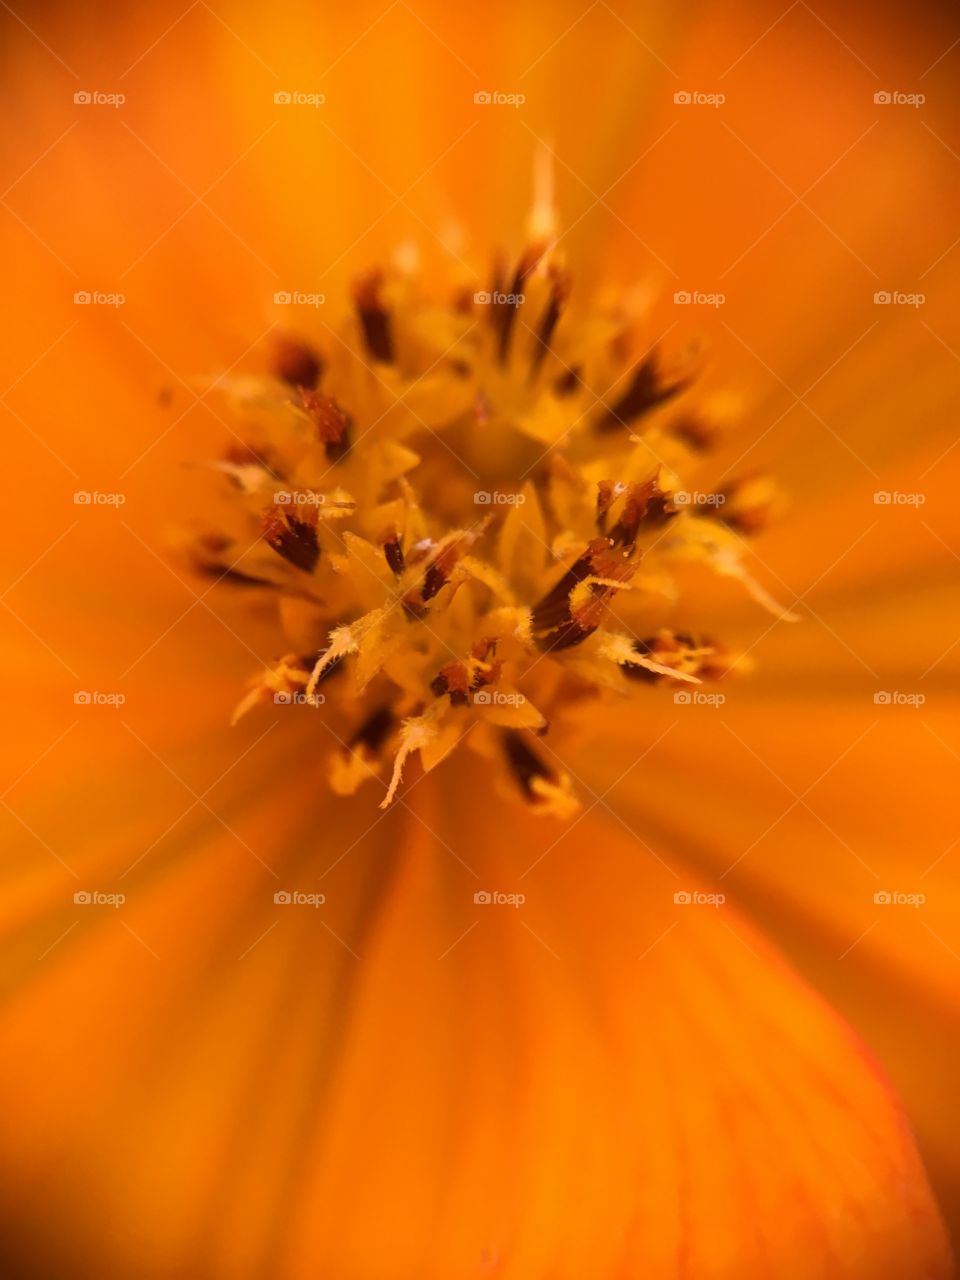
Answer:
[0,777,949,1277]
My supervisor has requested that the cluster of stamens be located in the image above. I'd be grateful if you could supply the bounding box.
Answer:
[185,233,794,816]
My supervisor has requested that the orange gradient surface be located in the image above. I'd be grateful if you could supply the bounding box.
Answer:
[1,2,958,1277]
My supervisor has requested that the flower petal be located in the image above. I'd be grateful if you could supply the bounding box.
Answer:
[0,779,949,1277]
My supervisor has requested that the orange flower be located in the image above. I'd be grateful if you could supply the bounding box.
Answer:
[1,1,958,1276]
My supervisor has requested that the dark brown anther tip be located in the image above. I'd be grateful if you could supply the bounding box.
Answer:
[501,730,557,802]
[598,352,692,432]
[353,269,395,364]
[300,392,352,462]
[273,337,323,390]
[262,505,320,574]
[381,530,405,578]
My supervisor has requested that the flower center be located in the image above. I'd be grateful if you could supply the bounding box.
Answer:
[187,234,795,816]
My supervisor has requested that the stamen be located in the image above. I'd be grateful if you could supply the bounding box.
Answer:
[529,266,569,380]
[301,392,351,461]
[531,539,635,651]
[502,730,577,817]
[353,270,394,363]
[601,632,708,684]
[351,705,394,754]
[496,245,547,365]
[708,475,779,535]
[261,505,320,573]
[402,526,488,616]
[273,336,323,389]
[191,534,274,588]
[306,610,387,699]
[381,529,405,578]
[606,476,678,548]
[380,703,444,809]
[598,351,692,431]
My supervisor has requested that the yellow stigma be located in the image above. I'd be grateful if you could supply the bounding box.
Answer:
[185,229,795,816]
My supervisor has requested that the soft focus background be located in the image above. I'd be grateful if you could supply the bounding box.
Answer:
[1,0,958,1268]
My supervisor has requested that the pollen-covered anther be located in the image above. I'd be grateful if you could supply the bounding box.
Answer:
[431,639,501,705]
[604,476,679,546]
[261,503,320,573]
[402,523,490,616]
[301,391,351,460]
[532,539,637,652]
[381,528,405,578]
